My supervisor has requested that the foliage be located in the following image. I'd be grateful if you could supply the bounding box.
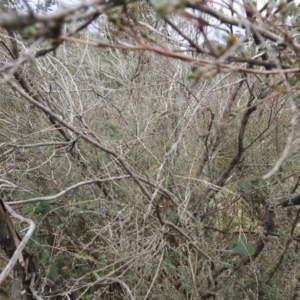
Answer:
[1,0,300,299]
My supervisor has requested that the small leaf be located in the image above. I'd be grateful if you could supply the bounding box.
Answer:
[49,264,59,280]
[40,251,49,262]
[56,207,68,217]
[72,203,87,215]
[164,262,177,275]
[36,201,52,215]
[87,202,97,209]
[230,235,256,255]
[230,235,246,246]
[72,207,84,215]
[233,244,256,256]
[22,203,35,215]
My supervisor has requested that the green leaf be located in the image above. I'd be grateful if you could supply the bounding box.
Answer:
[40,251,49,262]
[230,235,256,255]
[72,203,87,215]
[164,261,177,275]
[163,208,172,215]
[87,202,97,209]
[163,254,177,275]
[56,207,68,217]
[233,244,256,256]
[35,201,52,215]
[230,235,246,246]
[20,26,37,39]
[72,207,84,215]
[22,203,35,215]
[96,271,106,277]
[237,181,250,192]
[49,264,59,280]
[106,121,118,131]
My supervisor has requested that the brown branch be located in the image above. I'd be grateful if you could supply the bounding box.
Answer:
[163,17,207,55]
[155,203,211,260]
[203,226,258,236]
[227,56,292,70]
[60,36,300,76]
[195,95,257,215]
[266,208,300,284]
[197,78,244,178]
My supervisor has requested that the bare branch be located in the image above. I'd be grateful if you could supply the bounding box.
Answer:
[9,176,129,205]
